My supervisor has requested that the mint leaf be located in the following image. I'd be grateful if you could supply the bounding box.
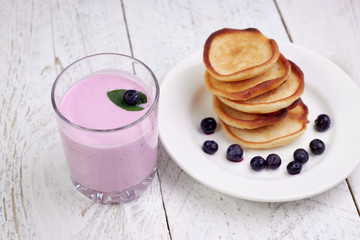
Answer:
[107,89,147,111]
[139,92,147,104]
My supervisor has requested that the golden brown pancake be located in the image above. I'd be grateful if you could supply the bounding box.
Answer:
[203,28,280,81]
[213,96,289,129]
[204,54,291,100]
[221,100,309,149]
[218,61,305,114]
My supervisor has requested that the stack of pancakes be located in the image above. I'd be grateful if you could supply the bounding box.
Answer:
[203,28,309,149]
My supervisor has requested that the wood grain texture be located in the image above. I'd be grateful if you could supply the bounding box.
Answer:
[123,0,360,239]
[0,1,55,238]
[276,0,360,212]
[1,0,169,239]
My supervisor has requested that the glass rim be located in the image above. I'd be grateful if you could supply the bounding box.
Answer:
[51,53,160,133]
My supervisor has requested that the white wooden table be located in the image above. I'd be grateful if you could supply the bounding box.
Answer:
[1,0,360,239]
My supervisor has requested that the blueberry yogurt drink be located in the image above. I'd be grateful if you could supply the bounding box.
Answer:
[52,54,159,204]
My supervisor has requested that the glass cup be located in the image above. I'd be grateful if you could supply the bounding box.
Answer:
[51,53,159,204]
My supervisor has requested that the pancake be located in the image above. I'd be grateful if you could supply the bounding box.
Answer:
[203,28,280,81]
[218,61,304,113]
[204,54,291,100]
[213,96,289,129]
[221,100,309,149]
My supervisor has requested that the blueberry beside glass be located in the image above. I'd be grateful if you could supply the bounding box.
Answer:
[202,140,219,154]
[226,144,243,162]
[266,154,282,170]
[250,156,266,171]
[310,139,325,155]
[201,117,217,134]
[287,161,302,175]
[314,114,331,132]
[293,148,309,164]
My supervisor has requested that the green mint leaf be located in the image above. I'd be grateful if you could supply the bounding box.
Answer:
[139,92,147,104]
[107,89,147,111]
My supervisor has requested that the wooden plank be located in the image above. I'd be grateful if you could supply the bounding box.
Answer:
[50,0,132,65]
[0,0,56,238]
[0,0,170,239]
[123,0,360,238]
[276,0,360,212]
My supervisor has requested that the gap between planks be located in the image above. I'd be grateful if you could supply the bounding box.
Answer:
[274,0,293,42]
[157,170,173,240]
[346,179,360,217]
[120,0,173,237]
[120,0,134,58]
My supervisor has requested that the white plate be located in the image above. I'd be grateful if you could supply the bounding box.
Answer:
[159,42,360,202]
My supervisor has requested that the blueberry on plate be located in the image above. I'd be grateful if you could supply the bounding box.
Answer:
[287,161,302,175]
[123,90,140,105]
[226,144,243,162]
[202,140,218,154]
[293,148,309,164]
[266,153,281,169]
[250,156,266,171]
[200,117,217,134]
[314,114,331,132]
[309,139,325,155]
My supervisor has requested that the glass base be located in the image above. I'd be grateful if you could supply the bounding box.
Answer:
[72,168,157,204]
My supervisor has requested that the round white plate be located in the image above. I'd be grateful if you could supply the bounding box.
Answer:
[159,42,360,202]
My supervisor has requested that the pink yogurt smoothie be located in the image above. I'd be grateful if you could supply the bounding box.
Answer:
[58,71,158,193]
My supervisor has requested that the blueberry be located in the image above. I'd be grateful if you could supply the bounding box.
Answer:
[202,140,218,154]
[293,148,309,164]
[250,156,266,171]
[287,161,302,175]
[309,139,325,155]
[315,114,331,132]
[226,144,243,162]
[123,90,140,105]
[200,117,217,134]
[266,154,281,169]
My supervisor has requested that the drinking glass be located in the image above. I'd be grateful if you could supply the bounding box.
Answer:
[51,53,159,204]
